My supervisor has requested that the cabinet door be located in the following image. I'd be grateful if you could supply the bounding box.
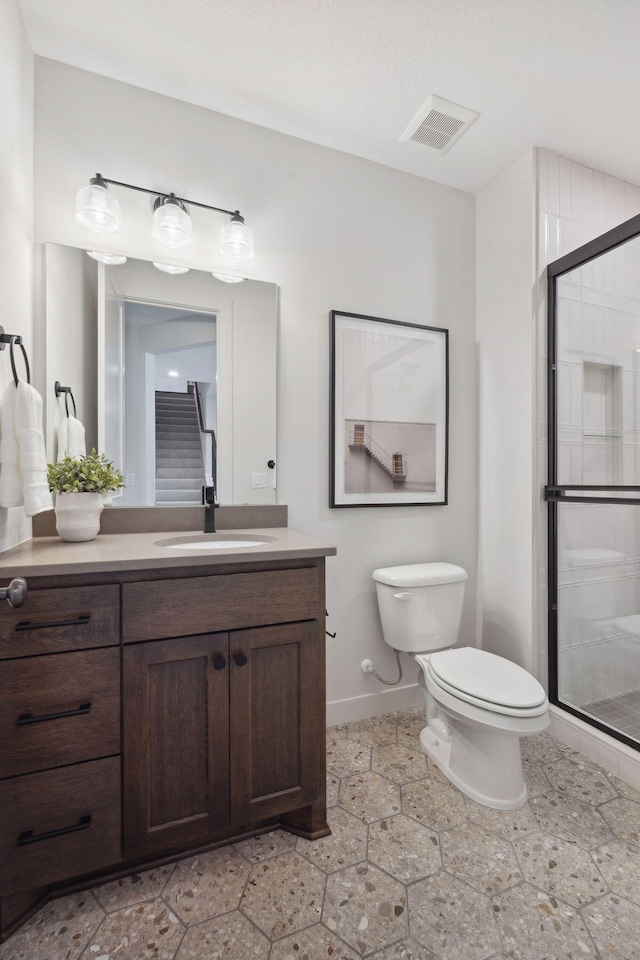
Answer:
[123,634,229,858]
[230,622,324,825]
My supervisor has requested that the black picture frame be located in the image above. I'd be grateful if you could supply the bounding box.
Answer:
[330,310,449,508]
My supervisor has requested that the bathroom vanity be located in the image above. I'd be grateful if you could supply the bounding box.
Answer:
[0,524,335,941]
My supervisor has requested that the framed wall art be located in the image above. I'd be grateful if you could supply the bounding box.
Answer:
[330,310,448,507]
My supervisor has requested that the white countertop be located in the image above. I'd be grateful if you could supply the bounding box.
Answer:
[0,528,336,578]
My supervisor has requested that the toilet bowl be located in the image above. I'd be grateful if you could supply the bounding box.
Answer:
[418,647,549,808]
[372,562,550,810]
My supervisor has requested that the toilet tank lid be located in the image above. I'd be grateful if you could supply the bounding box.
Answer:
[372,562,468,587]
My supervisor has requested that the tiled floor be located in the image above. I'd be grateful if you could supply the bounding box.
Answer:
[584,688,640,742]
[3,708,640,959]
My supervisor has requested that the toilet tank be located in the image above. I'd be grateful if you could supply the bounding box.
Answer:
[372,563,467,653]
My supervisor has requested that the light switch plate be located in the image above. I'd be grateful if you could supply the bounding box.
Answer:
[252,472,267,488]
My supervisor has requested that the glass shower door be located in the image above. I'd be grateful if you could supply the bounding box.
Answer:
[547,216,640,749]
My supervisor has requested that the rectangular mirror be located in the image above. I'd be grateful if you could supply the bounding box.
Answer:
[44,244,277,506]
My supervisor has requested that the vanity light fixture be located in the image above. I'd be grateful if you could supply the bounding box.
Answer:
[152,195,192,249]
[218,213,255,263]
[153,262,190,275]
[86,250,127,265]
[75,175,121,233]
[75,174,255,264]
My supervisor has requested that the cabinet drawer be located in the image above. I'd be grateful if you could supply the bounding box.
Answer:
[0,648,120,778]
[123,568,319,642]
[0,585,120,659]
[0,757,121,895]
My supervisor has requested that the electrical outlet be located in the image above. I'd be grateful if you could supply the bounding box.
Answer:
[126,473,135,486]
[252,472,267,488]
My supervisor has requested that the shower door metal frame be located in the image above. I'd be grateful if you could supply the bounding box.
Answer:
[546,211,640,751]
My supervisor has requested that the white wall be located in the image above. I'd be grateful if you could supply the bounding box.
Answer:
[0,0,34,551]
[33,58,477,722]
[476,150,536,672]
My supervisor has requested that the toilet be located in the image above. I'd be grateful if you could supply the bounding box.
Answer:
[372,562,549,810]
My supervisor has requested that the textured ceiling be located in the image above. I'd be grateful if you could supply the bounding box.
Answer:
[17,0,640,193]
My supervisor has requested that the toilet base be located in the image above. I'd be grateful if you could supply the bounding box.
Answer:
[419,723,528,811]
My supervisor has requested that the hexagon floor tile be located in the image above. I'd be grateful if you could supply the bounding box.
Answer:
[371,741,429,784]
[401,778,466,832]
[323,862,409,955]
[296,805,368,873]
[529,792,614,849]
[5,716,640,960]
[408,871,501,960]
[368,814,441,884]
[174,909,270,959]
[583,892,640,960]
[83,898,184,960]
[269,923,360,960]
[493,883,599,959]
[440,821,523,896]
[543,757,619,805]
[339,771,402,823]
[592,838,640,903]
[0,893,104,960]
[93,864,175,912]
[162,847,251,925]
[240,850,326,940]
[515,831,609,907]
[327,737,372,778]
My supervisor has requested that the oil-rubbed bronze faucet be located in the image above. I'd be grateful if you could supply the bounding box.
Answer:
[202,485,219,533]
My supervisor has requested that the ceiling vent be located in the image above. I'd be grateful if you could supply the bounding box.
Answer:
[400,95,479,154]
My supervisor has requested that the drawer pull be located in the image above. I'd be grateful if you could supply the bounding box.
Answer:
[17,814,92,846]
[15,615,90,632]
[212,654,226,670]
[16,702,92,726]
[234,651,248,667]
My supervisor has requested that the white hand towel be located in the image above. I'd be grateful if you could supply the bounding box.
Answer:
[0,383,22,507]
[14,381,53,517]
[57,415,86,460]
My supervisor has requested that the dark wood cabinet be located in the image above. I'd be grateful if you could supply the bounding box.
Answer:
[0,555,330,943]
[230,622,324,827]
[123,633,230,858]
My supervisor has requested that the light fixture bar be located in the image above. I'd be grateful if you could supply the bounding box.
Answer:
[96,174,239,218]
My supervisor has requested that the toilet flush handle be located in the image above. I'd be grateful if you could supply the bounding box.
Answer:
[393,592,411,600]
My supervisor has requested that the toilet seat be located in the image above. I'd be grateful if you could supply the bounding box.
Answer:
[424,647,548,718]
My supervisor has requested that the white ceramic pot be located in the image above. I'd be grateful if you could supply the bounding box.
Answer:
[55,492,105,542]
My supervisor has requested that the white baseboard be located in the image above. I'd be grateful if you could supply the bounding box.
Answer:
[326,683,423,726]
[549,704,640,792]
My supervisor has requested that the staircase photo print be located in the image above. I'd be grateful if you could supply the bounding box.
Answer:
[330,311,448,507]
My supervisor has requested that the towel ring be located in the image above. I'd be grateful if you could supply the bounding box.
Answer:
[9,338,30,386]
[64,390,77,419]
[54,381,77,418]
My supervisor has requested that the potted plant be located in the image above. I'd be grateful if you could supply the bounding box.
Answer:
[47,450,125,542]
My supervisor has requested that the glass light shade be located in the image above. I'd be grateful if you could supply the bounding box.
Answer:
[75,182,121,234]
[212,270,245,284]
[87,250,127,265]
[153,262,190,275]
[218,216,255,263]
[152,197,192,249]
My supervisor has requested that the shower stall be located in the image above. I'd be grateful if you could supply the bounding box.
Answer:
[547,212,640,749]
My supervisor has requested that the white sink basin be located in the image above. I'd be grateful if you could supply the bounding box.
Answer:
[156,534,275,551]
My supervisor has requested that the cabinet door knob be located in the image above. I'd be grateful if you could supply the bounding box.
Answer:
[234,651,248,667]
[0,577,27,608]
[212,654,227,670]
